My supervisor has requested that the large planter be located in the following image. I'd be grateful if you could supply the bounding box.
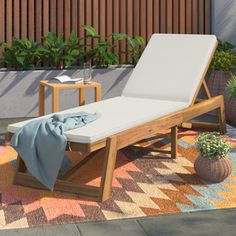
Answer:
[207,70,236,126]
[194,156,232,182]
[0,66,133,119]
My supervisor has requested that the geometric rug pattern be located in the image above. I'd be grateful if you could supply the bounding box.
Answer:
[0,129,235,230]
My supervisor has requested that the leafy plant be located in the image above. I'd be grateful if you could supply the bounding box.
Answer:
[217,40,235,52]
[226,74,236,98]
[209,40,236,72]
[126,36,145,64]
[196,132,231,159]
[0,26,145,69]
[113,33,145,64]
[1,37,41,70]
[64,32,82,67]
[41,32,81,68]
[84,25,120,67]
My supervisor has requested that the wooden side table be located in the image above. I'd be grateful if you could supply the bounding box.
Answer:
[39,81,102,116]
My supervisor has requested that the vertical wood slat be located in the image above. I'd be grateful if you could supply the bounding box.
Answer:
[21,0,27,39]
[153,0,160,33]
[43,0,49,37]
[0,0,212,64]
[180,0,186,33]
[167,0,173,33]
[64,0,71,39]
[71,0,78,35]
[186,0,192,34]
[36,0,42,43]
[205,0,211,34]
[57,0,64,34]
[50,0,56,33]
[192,0,199,34]
[160,0,166,33]
[13,0,20,38]
[120,0,127,62]
[140,0,147,42]
[0,0,4,54]
[28,0,35,40]
[133,0,140,36]
[198,0,204,34]
[173,0,179,33]
[127,0,134,62]
[113,0,120,58]
[93,0,99,48]
[6,0,12,43]
[147,0,153,40]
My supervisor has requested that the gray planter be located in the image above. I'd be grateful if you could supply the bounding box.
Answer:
[0,67,133,118]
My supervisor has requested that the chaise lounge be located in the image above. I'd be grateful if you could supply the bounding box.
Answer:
[8,34,226,202]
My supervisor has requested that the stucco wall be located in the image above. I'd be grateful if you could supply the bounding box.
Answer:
[212,0,236,45]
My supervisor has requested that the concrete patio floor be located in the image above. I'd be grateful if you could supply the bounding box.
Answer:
[0,116,236,235]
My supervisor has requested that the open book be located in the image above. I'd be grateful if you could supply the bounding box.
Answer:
[49,75,83,84]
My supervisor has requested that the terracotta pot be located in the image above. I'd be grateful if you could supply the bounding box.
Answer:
[207,71,236,126]
[194,156,232,182]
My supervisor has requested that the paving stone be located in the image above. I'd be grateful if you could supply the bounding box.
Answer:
[138,208,236,236]
[0,224,81,236]
[78,219,147,236]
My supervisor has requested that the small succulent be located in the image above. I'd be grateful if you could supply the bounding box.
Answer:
[196,132,231,159]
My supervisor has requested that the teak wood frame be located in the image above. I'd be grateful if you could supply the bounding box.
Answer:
[11,43,226,202]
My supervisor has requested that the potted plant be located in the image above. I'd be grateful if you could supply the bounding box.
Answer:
[226,75,236,125]
[207,40,236,125]
[194,132,232,182]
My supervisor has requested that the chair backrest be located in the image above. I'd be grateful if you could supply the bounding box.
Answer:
[122,34,217,105]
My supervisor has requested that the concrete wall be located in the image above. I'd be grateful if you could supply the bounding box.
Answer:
[0,68,133,118]
[212,0,236,45]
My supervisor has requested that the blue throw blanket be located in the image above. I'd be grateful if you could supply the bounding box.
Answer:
[11,112,100,190]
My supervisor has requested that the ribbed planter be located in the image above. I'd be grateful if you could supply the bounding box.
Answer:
[194,156,232,182]
[207,71,236,126]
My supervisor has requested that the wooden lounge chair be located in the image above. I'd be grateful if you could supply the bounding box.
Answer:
[8,34,226,202]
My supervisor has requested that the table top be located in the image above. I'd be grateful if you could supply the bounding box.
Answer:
[40,80,101,89]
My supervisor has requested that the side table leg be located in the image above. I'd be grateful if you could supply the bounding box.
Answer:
[39,84,45,116]
[52,88,59,113]
[79,88,85,106]
[95,84,102,102]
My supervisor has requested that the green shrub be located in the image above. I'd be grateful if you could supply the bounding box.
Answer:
[226,74,236,98]
[196,132,231,159]
[84,25,120,67]
[40,32,81,68]
[0,26,145,70]
[126,36,145,64]
[217,40,235,51]
[1,37,41,70]
[209,40,236,72]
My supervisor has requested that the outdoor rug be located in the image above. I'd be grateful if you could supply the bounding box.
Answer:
[0,129,235,230]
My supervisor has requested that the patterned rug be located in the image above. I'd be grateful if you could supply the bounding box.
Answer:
[0,129,236,230]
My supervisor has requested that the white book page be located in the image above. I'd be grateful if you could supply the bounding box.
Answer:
[52,76,83,83]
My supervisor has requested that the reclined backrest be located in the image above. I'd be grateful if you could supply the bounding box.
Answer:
[122,34,217,106]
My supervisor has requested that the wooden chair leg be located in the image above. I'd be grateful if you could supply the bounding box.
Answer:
[14,155,27,183]
[171,126,177,159]
[100,136,117,201]
[218,100,227,134]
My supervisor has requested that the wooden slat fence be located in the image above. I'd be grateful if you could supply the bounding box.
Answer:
[0,0,211,62]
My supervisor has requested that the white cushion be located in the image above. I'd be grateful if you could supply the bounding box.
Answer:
[8,97,188,143]
[122,34,217,105]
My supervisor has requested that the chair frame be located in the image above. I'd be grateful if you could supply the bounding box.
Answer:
[10,42,226,202]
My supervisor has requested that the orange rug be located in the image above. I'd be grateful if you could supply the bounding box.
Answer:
[0,129,235,230]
